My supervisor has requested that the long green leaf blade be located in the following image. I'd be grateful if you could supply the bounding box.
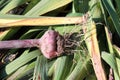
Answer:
[0,50,40,79]
[102,51,120,79]
[53,55,73,80]
[26,0,72,16]
[66,56,91,80]
[101,0,120,37]
[0,0,28,13]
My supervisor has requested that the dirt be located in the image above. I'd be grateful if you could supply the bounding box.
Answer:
[56,32,81,55]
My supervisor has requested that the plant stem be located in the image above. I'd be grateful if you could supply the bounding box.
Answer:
[0,39,40,49]
[0,30,63,59]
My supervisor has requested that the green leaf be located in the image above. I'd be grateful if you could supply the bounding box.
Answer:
[0,13,40,19]
[15,61,35,80]
[33,56,48,80]
[104,26,113,53]
[23,0,41,14]
[6,65,28,80]
[85,74,97,80]
[0,0,10,10]
[115,0,120,13]
[89,0,104,22]
[26,0,72,16]
[6,50,40,74]
[66,56,91,80]
[53,55,73,80]
[113,45,120,57]
[1,28,20,40]
[102,51,120,79]
[48,61,55,77]
[0,0,29,13]
[116,58,120,77]
[0,30,9,40]
[73,0,89,13]
[101,0,120,37]
[19,29,41,39]
[0,50,41,79]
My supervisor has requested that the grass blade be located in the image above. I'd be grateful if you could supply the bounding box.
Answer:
[0,50,40,79]
[113,45,120,57]
[0,0,28,13]
[102,51,120,79]
[53,55,73,80]
[0,14,88,28]
[104,26,120,80]
[23,0,41,14]
[116,58,120,78]
[84,21,106,80]
[26,0,72,16]
[104,26,113,53]
[33,56,48,80]
[6,65,28,80]
[66,56,91,80]
[101,0,120,37]
[115,0,120,13]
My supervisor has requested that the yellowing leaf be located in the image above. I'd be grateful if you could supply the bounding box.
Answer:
[0,14,89,27]
[84,21,106,80]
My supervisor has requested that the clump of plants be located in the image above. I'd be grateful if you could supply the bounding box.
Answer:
[0,0,120,80]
